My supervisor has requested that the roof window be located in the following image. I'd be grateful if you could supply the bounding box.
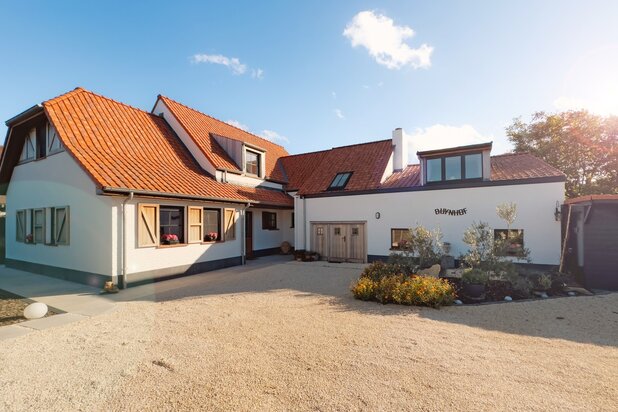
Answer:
[328,172,352,190]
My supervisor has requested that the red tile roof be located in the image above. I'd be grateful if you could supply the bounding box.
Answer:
[157,96,289,181]
[382,152,565,190]
[279,140,394,195]
[42,88,292,207]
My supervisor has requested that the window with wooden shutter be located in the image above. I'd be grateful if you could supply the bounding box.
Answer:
[138,204,159,247]
[46,123,63,154]
[224,208,236,241]
[19,128,36,163]
[16,210,26,242]
[54,207,70,245]
[33,209,45,244]
[188,207,203,243]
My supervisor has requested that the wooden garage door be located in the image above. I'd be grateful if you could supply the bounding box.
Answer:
[311,222,366,263]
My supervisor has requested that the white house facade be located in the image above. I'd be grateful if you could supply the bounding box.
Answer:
[0,88,566,287]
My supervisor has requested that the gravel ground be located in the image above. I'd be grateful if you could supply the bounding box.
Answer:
[0,260,616,411]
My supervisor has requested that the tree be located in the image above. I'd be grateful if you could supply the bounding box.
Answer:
[506,110,618,198]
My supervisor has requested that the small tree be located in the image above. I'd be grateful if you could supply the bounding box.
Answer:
[388,224,444,272]
[496,202,517,231]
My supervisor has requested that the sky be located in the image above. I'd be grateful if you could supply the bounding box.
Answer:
[1,0,617,162]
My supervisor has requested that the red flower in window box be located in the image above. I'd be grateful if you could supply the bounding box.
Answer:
[161,234,179,245]
[204,232,218,242]
[25,234,34,244]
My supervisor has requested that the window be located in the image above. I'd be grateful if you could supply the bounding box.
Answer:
[203,208,221,241]
[245,149,261,176]
[19,128,36,163]
[351,227,359,236]
[464,153,482,179]
[16,210,26,242]
[262,211,277,230]
[391,228,411,250]
[316,227,324,236]
[425,153,483,183]
[333,227,341,235]
[328,172,352,190]
[494,229,524,256]
[33,209,45,244]
[223,209,236,240]
[426,158,442,182]
[53,207,70,245]
[46,123,63,154]
[160,206,185,244]
[290,212,295,228]
[445,156,462,180]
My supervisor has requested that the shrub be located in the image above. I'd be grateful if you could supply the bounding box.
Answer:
[535,274,552,290]
[387,253,418,275]
[461,268,489,285]
[351,277,377,301]
[351,273,456,308]
[360,261,402,282]
[389,225,444,270]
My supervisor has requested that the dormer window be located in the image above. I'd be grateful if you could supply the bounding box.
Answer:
[328,172,352,190]
[426,153,483,183]
[244,148,263,177]
[19,128,37,163]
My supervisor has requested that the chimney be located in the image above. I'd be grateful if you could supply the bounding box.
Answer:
[392,128,408,171]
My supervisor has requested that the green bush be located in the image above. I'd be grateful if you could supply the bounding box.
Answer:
[351,274,456,308]
[461,268,489,285]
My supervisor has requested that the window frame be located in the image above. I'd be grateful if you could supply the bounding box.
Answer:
[327,172,353,191]
[159,205,186,245]
[203,208,222,242]
[244,148,262,177]
[425,152,484,184]
[262,211,277,230]
[390,228,411,250]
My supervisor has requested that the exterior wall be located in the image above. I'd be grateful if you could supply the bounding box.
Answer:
[250,207,294,252]
[582,203,618,290]
[302,181,565,265]
[123,197,244,282]
[6,151,116,283]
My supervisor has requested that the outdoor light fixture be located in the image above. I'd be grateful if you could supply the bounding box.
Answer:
[554,201,562,221]
[375,212,381,219]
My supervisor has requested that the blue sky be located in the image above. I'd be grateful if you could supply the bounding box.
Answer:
[1,1,617,160]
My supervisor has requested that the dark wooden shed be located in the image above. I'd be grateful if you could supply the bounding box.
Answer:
[561,195,618,290]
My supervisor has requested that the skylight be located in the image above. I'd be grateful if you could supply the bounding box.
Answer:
[328,172,352,190]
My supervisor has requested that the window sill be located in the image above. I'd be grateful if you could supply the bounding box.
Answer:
[200,240,224,245]
[263,228,279,231]
[157,243,188,249]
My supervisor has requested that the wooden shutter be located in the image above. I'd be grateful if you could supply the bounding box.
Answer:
[16,210,25,242]
[188,207,203,243]
[138,204,159,247]
[224,208,236,241]
[54,207,70,245]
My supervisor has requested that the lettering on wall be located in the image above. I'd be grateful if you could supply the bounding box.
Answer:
[434,208,467,216]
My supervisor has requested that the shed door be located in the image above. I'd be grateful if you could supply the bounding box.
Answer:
[312,224,328,258]
[347,223,365,263]
[329,225,347,261]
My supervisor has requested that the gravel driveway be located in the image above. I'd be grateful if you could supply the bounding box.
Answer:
[1,257,616,411]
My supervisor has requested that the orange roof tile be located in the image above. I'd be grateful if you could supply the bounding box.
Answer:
[279,140,393,195]
[157,96,289,181]
[43,88,292,207]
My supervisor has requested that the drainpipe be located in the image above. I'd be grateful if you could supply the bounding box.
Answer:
[302,196,307,250]
[240,202,251,264]
[120,192,134,289]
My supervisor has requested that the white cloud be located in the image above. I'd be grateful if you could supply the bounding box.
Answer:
[334,108,345,119]
[252,68,264,79]
[226,119,249,131]
[406,124,489,163]
[191,54,247,75]
[343,10,433,70]
[553,95,618,116]
[260,129,289,144]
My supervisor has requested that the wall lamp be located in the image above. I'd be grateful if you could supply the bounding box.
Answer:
[554,201,562,221]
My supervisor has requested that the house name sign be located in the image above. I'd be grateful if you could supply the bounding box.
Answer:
[434,207,467,216]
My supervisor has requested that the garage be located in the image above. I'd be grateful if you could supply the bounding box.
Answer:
[311,222,366,263]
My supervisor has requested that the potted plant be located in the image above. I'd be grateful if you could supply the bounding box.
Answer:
[204,232,218,242]
[161,234,179,245]
[461,268,489,299]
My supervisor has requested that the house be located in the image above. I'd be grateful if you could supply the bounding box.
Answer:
[0,88,566,287]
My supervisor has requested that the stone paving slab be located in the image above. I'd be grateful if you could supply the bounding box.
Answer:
[0,324,32,341]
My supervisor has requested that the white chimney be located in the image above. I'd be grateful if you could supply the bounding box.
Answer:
[392,128,408,171]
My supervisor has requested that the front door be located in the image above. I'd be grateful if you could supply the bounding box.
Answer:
[245,211,254,259]
[329,225,347,262]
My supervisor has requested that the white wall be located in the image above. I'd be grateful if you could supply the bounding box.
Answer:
[250,208,294,250]
[302,182,565,264]
[123,197,243,275]
[6,151,116,276]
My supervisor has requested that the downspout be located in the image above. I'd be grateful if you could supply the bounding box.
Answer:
[120,192,134,289]
[240,202,251,264]
[303,196,307,250]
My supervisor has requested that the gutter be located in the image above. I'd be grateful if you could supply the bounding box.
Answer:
[5,104,44,126]
[120,191,134,288]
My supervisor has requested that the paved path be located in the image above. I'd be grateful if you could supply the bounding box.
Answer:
[0,266,116,341]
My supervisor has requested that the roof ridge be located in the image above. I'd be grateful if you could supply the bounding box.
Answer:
[490,151,528,158]
[158,95,287,150]
[45,87,161,119]
[331,138,392,150]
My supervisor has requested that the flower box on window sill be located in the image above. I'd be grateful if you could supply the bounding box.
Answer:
[203,233,219,242]
[161,240,179,245]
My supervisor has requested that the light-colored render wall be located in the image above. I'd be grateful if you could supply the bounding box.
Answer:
[250,208,294,250]
[6,151,116,277]
[302,182,565,264]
